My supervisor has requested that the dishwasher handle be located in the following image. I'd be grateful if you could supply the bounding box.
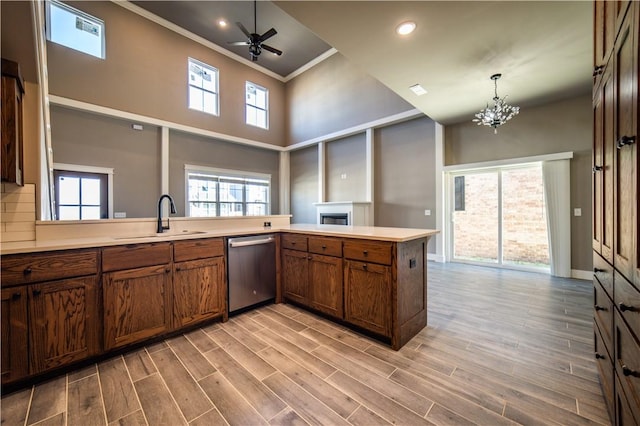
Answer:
[228,236,275,248]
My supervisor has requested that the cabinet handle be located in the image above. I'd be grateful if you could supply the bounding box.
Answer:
[32,289,41,297]
[165,267,171,273]
[616,135,636,149]
[175,266,181,272]
[593,267,605,273]
[595,352,605,360]
[23,267,32,275]
[322,245,327,249]
[11,292,21,300]
[362,264,368,270]
[593,65,604,76]
[622,365,640,378]
[619,303,638,312]
[594,305,607,311]
[308,256,312,260]
[363,250,368,256]
[291,241,296,245]
[592,165,603,173]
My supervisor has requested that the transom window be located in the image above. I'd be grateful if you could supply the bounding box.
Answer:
[46,0,105,59]
[186,166,270,217]
[245,81,268,129]
[188,58,219,116]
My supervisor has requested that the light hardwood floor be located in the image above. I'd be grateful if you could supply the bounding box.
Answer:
[1,262,609,425]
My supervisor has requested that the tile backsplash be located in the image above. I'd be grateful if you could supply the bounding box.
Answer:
[1,183,36,242]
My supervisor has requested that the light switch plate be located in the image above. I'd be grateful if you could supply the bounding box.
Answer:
[424,209,431,216]
[573,208,582,217]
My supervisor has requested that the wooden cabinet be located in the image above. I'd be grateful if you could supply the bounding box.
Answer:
[593,2,640,422]
[1,287,28,384]
[1,58,24,186]
[0,249,99,383]
[102,243,173,350]
[344,259,392,337]
[29,276,98,373]
[173,239,226,328]
[282,235,344,319]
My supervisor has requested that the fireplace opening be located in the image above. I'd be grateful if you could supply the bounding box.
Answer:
[320,213,348,225]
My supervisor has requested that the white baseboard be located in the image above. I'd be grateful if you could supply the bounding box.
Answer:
[571,269,592,281]
[428,253,446,263]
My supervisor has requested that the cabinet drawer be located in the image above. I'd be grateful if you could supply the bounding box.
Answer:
[593,251,613,298]
[594,279,614,345]
[102,242,171,272]
[1,249,98,287]
[174,238,224,262]
[282,234,308,251]
[343,240,392,265]
[615,270,640,340]
[614,311,640,419]
[308,236,342,257]
[594,322,614,415]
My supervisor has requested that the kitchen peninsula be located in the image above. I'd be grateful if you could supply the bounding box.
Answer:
[1,216,437,387]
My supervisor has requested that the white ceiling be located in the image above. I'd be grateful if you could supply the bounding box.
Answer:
[275,1,593,125]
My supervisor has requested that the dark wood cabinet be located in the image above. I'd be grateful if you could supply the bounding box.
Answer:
[0,248,99,384]
[282,248,310,305]
[29,276,98,373]
[593,2,640,423]
[1,286,28,384]
[308,253,343,318]
[1,58,24,186]
[102,243,173,350]
[344,259,392,337]
[173,238,226,328]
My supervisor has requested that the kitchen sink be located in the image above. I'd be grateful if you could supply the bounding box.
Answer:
[112,230,207,240]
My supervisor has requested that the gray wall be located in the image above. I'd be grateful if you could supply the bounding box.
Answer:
[168,131,280,217]
[50,106,161,218]
[290,146,318,224]
[445,94,592,271]
[326,133,366,202]
[285,53,414,145]
[375,117,436,252]
[47,1,286,147]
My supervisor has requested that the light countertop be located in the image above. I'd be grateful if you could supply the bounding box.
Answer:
[1,224,438,255]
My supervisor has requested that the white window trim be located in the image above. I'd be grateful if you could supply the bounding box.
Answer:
[245,81,269,130]
[188,57,219,116]
[53,163,114,219]
[184,164,271,217]
[46,0,106,59]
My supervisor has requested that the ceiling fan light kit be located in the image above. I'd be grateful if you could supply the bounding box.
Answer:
[227,0,283,62]
[473,73,520,134]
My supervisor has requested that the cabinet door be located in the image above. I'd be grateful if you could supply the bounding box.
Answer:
[282,249,309,305]
[174,257,225,328]
[1,287,28,383]
[344,260,392,337]
[593,66,616,262]
[613,9,637,283]
[593,0,615,84]
[29,276,98,374]
[1,73,24,185]
[308,254,343,319]
[103,265,172,350]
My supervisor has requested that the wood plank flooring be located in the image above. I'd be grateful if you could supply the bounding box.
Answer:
[1,262,610,425]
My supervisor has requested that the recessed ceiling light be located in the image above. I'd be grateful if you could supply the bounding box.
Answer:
[218,19,228,28]
[409,84,427,96]
[396,21,416,36]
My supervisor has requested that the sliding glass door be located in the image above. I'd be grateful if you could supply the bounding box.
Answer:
[451,164,550,271]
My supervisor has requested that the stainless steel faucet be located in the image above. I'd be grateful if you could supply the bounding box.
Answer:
[157,194,177,233]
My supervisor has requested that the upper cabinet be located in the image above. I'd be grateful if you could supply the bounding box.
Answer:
[1,58,25,186]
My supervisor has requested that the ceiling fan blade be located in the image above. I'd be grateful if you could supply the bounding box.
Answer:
[261,44,283,56]
[227,41,250,46]
[235,22,251,38]
[259,28,277,42]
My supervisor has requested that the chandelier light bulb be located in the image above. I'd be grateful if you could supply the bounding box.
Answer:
[473,73,519,133]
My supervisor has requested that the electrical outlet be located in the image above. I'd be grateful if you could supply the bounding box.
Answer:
[574,208,582,217]
[340,173,347,180]
[114,212,126,218]
[424,209,431,216]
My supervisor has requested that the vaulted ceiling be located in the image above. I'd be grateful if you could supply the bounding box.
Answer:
[134,1,592,125]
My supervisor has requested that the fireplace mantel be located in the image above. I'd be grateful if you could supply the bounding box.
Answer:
[313,201,372,226]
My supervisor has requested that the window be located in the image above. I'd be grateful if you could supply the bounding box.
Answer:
[188,58,219,116]
[46,0,105,59]
[54,170,108,220]
[186,166,270,217]
[245,81,268,129]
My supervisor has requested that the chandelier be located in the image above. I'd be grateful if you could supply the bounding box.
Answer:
[473,73,519,134]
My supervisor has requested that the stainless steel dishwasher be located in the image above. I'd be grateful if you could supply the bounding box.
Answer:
[227,234,276,313]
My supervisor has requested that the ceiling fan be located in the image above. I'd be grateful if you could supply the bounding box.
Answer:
[227,1,283,62]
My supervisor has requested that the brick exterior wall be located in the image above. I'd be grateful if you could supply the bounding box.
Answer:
[453,167,549,266]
